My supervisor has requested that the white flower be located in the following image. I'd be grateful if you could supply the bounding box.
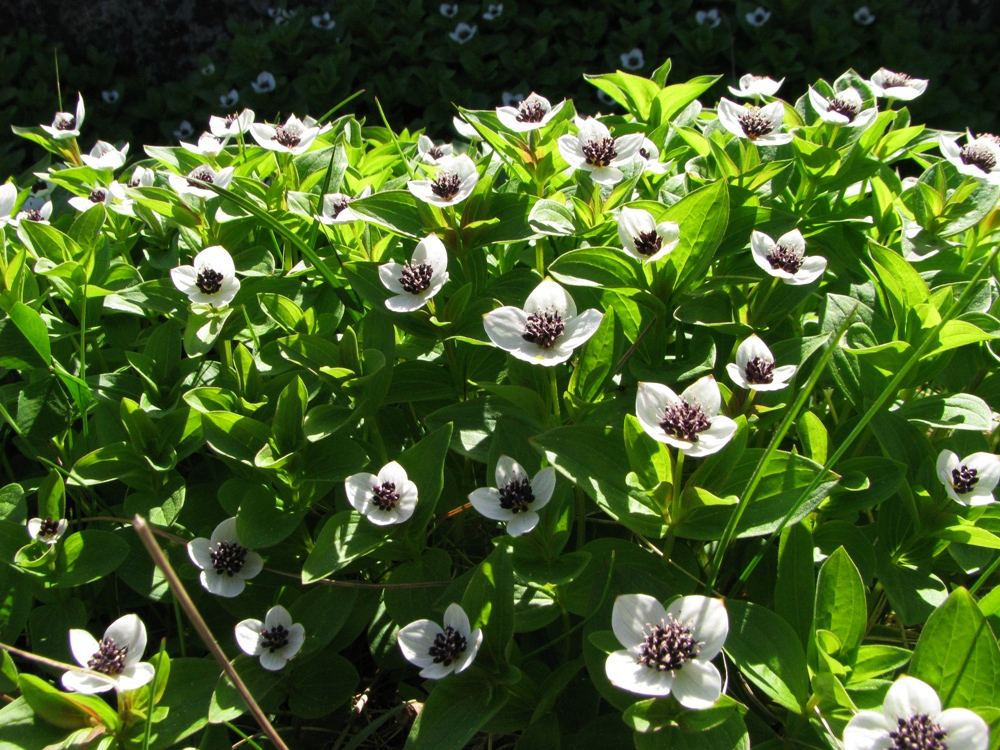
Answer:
[745,7,771,25]
[110,168,153,216]
[311,11,336,29]
[127,166,155,189]
[249,114,319,154]
[728,73,784,99]
[843,676,988,750]
[502,91,524,106]
[469,456,556,536]
[235,606,305,671]
[557,117,644,185]
[636,138,670,174]
[449,22,477,43]
[618,206,680,264]
[936,450,1000,506]
[62,614,154,694]
[620,48,645,71]
[101,90,119,104]
[417,134,454,164]
[869,69,927,101]
[181,132,229,157]
[0,182,18,225]
[173,120,194,139]
[496,92,566,133]
[483,279,603,367]
[726,335,796,391]
[379,234,450,313]
[201,62,216,76]
[219,88,239,108]
[209,108,256,137]
[167,164,235,200]
[407,153,478,206]
[605,594,728,707]
[41,93,85,140]
[12,199,53,226]
[171,245,241,308]
[939,133,1000,185]
[808,87,877,129]
[453,116,479,140]
[750,229,827,285]
[440,3,458,17]
[636,377,738,457]
[80,140,129,170]
[483,3,503,20]
[853,5,875,25]
[68,186,113,213]
[187,517,263,597]
[716,98,792,145]
[345,461,419,525]
[316,185,372,225]
[27,517,68,545]
[251,71,276,94]
[695,8,721,27]
[397,603,483,679]
[597,90,617,107]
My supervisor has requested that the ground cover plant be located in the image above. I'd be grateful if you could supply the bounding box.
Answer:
[0,57,999,750]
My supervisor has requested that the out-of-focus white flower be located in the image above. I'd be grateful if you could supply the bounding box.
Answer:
[440,3,458,17]
[249,114,320,154]
[219,88,239,108]
[68,186,113,213]
[270,7,297,24]
[201,62,216,76]
[316,185,372,225]
[496,92,566,132]
[939,133,1000,184]
[397,604,482,679]
[101,90,119,104]
[620,48,644,71]
[636,376,738,457]
[345,461,419,525]
[695,8,721,27]
[171,246,242,309]
[808,87,877,129]
[41,94,85,140]
[417,135,454,164]
[235,606,304,671]
[750,229,827,285]
[449,22,476,43]
[936,450,1000,506]
[210,109,256,137]
[167,164,235,200]
[378,234,450,313]
[716,98,792,145]
[853,6,875,25]
[408,154,478,206]
[597,90,617,107]
[180,132,229,157]
[636,138,670,175]
[618,206,680,264]
[27,517,68,545]
[502,91,525,106]
[109,166,155,216]
[558,116,644,185]
[80,141,129,170]
[173,120,194,139]
[251,71,276,94]
[483,3,503,20]
[745,6,771,25]
[726,335,797,391]
[62,615,154,694]
[311,11,336,29]
[869,69,928,100]
[469,456,556,536]
[12,199,53,226]
[728,74,784,99]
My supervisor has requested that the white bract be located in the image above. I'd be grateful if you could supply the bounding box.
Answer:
[496,92,566,133]
[187,517,263,597]
[250,114,319,155]
[453,116,479,140]
[62,614,154,694]
[316,185,372,225]
[605,594,728,707]
[636,376,738,457]
[750,229,827,285]
[41,93,85,140]
[808,87,877,129]
[695,8,721,26]
[726,335,796,391]
[469,456,556,536]
[842,676,988,750]
[0,183,19,226]
[251,71,276,94]
[345,461,419,525]
[620,48,644,71]
[27,517,68,545]
[408,154,478,206]
[312,11,336,29]
[397,603,483,679]
[180,132,229,157]
[483,279,603,366]
[210,109,256,137]
[869,69,927,100]
[417,134,454,164]
[168,164,235,200]
[853,5,875,25]
[936,450,1000,506]
[636,138,670,174]
[379,234,450,312]
[618,206,680,264]
[557,116,644,185]
[449,22,477,43]
[716,98,792,145]
[12,197,53,226]
[728,74,784,99]
[68,186,113,213]
[939,133,1000,184]
[483,3,503,20]
[745,7,771,25]
[80,140,129,170]
[219,88,239,108]
[235,605,305,671]
[171,245,241,308]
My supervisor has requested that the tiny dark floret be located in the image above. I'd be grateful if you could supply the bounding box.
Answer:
[38,517,61,537]
[744,357,775,384]
[260,624,290,652]
[888,714,948,750]
[582,136,617,167]
[951,465,979,494]
[210,540,247,576]
[196,268,225,295]
[56,116,76,131]
[428,626,467,665]
[881,71,913,88]
[88,638,128,676]
[18,209,43,222]
[431,171,462,200]
[637,616,700,672]
[499,476,534,513]
[827,94,861,121]
[516,99,547,123]
[371,481,399,511]
[633,230,662,257]
[766,243,804,274]
[187,168,215,188]
[89,189,107,203]
[399,262,434,295]
[659,399,711,442]
[273,125,301,149]
[522,309,566,349]
[737,106,775,140]
[960,142,998,172]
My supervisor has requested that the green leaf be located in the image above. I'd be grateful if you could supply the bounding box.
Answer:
[813,547,867,665]
[548,247,644,288]
[6,302,51,366]
[271,376,308,454]
[18,673,119,730]
[895,393,994,431]
[397,423,454,531]
[649,75,722,125]
[661,179,729,296]
[623,414,672,490]
[235,485,306,548]
[200,412,271,465]
[137,658,219,749]
[426,397,543,463]
[0,317,49,370]
[584,71,661,120]
[53,530,130,587]
[301,511,389,583]
[288,651,359,719]
[0,697,68,748]
[462,544,515,667]
[0,483,27,523]
[775,523,815,648]
[528,199,577,236]
[349,190,442,238]
[209,655,287,724]
[404,675,509,750]
[850,645,911,683]
[796,411,828,464]
[874,547,948,626]
[569,308,621,402]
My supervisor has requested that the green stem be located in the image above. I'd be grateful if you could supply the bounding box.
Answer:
[549,367,561,421]
[970,553,1000,596]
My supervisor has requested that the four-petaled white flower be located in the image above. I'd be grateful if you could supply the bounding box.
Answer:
[869,69,927,101]
[80,140,129,170]
[605,594,728,707]
[101,90,119,105]
[717,98,792,145]
[251,71,277,94]
[250,114,319,155]
[188,517,263,596]
[695,8,721,27]
[745,7,771,25]
[502,91,524,106]
[483,279,603,366]
[311,11,336,29]
[728,74,784,99]
[636,138,670,174]
[27,517,68,545]
[397,603,483,679]
[417,134,454,164]
[936,450,1000,506]
[41,93,85,140]
[181,132,229,157]
[808,87,877,129]
[853,6,875,25]
[68,186,113,213]
[316,185,372,225]
[449,22,477,43]
[110,166,155,216]
[210,108,256,137]
[235,605,305,671]
[173,120,194,139]
[345,461,419,525]
[469,456,556,536]
[9,190,53,226]
[618,206,680,264]
[219,88,239,108]
[440,3,458,17]
[558,117,644,185]
[750,229,827,285]
[842,676,988,750]
[171,245,242,308]
[636,376,738,457]
[496,92,566,132]
[483,3,503,20]
[379,233,450,312]
[168,164,235,200]
[726,335,796,391]
[939,133,1000,185]
[620,48,645,71]
[63,614,154,694]
[408,153,478,206]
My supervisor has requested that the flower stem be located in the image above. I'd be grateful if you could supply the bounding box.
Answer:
[549,367,561,420]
